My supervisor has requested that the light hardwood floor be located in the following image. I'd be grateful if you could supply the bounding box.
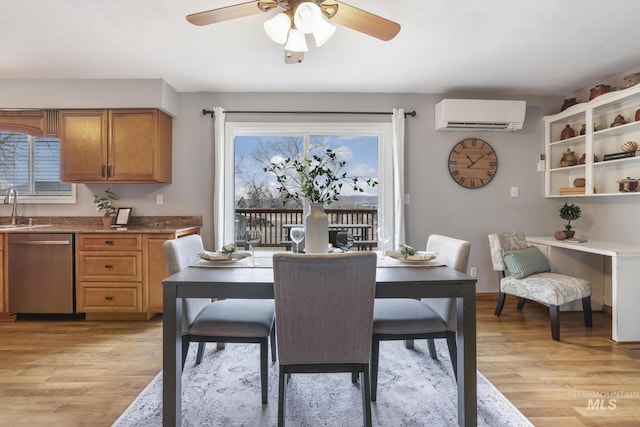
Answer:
[0,296,639,426]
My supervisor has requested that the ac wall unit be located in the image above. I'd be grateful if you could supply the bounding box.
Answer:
[435,99,526,131]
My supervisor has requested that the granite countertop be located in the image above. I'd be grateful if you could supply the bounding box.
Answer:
[0,216,202,234]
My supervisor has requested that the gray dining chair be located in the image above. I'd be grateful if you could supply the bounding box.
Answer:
[370,234,470,401]
[273,252,377,427]
[488,231,592,341]
[163,234,276,404]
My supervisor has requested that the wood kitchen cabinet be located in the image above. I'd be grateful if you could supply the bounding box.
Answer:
[0,236,5,318]
[143,229,200,314]
[76,233,144,319]
[59,109,172,183]
[76,229,200,320]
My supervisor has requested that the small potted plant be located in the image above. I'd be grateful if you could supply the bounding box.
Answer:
[94,188,119,227]
[559,202,581,239]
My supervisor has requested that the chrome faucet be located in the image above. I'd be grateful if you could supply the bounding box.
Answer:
[3,187,18,225]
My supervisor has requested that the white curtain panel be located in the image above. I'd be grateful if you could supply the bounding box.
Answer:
[212,107,226,250]
[391,108,406,249]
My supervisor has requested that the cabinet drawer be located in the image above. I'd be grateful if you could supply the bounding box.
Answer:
[78,234,141,251]
[78,284,142,312]
[78,252,142,281]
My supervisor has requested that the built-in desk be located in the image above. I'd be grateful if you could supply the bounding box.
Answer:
[527,236,640,342]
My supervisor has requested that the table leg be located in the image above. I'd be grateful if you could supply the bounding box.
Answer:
[163,284,183,427]
[456,284,477,426]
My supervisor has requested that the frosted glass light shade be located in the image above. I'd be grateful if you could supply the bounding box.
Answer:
[293,2,322,34]
[285,28,308,52]
[312,19,336,47]
[264,13,291,45]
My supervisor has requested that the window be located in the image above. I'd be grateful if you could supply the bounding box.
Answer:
[0,131,75,203]
[224,122,392,246]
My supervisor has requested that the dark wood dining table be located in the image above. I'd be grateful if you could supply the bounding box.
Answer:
[162,253,477,426]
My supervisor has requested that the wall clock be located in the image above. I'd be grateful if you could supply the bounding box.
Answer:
[448,138,497,189]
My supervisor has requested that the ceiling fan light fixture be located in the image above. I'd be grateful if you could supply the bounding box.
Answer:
[312,19,336,47]
[293,2,323,34]
[284,28,308,52]
[264,12,291,44]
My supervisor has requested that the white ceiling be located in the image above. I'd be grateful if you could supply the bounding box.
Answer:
[2,0,640,95]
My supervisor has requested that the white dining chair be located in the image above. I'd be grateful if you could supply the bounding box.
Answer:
[370,234,470,401]
[163,234,276,404]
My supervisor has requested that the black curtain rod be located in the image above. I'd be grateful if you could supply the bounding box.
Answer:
[201,109,417,118]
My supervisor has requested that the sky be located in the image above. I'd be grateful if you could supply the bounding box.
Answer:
[234,134,379,201]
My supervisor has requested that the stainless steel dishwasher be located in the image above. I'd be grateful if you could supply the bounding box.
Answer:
[8,233,75,314]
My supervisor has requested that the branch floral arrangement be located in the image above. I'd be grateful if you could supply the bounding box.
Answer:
[263,148,378,205]
[93,188,119,217]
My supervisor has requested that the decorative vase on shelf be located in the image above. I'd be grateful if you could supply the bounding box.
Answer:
[560,124,575,140]
[560,148,578,167]
[304,203,329,253]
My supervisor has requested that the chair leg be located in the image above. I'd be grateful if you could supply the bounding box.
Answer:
[404,339,415,349]
[517,297,527,310]
[195,342,206,365]
[260,339,268,404]
[270,324,277,362]
[278,366,286,427]
[549,305,560,341]
[370,337,380,401]
[181,338,190,370]
[361,364,373,427]
[352,371,358,383]
[582,296,593,328]
[495,291,506,316]
[445,332,457,380]
[427,338,437,360]
[216,342,226,350]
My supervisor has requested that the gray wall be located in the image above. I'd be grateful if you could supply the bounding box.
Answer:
[2,79,638,293]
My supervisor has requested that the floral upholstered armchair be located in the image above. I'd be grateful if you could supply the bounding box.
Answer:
[488,231,593,341]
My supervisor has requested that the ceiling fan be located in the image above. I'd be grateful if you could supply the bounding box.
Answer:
[186,0,401,63]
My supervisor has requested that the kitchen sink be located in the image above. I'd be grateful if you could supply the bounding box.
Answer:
[0,224,52,230]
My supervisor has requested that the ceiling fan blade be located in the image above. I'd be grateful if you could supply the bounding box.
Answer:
[187,1,279,26]
[320,0,400,41]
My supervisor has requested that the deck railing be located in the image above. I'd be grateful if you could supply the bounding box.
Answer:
[235,208,378,247]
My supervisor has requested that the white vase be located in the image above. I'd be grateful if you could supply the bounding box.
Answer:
[304,203,329,253]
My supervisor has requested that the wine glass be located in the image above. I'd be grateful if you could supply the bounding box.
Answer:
[290,227,305,253]
[336,232,354,252]
[377,226,391,259]
[244,229,262,266]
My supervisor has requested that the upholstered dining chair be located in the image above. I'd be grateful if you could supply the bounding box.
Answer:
[273,252,377,427]
[370,234,470,401]
[163,234,276,404]
[488,231,593,341]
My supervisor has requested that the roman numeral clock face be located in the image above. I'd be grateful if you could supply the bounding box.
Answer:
[448,138,498,189]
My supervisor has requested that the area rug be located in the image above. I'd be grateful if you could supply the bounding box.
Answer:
[114,340,532,426]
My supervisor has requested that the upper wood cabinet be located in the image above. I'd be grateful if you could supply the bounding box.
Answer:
[59,109,172,183]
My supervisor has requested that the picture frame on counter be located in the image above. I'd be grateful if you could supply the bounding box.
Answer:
[115,207,132,226]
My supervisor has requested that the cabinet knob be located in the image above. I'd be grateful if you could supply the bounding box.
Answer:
[104,240,113,245]
[101,165,106,177]
[104,296,113,301]
[104,264,113,269]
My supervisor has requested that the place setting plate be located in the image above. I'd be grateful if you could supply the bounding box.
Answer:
[193,251,251,267]
[385,250,438,264]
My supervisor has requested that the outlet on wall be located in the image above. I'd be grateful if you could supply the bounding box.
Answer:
[156,194,164,205]
[469,266,477,277]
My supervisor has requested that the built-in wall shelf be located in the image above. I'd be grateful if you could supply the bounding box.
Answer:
[543,83,640,197]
